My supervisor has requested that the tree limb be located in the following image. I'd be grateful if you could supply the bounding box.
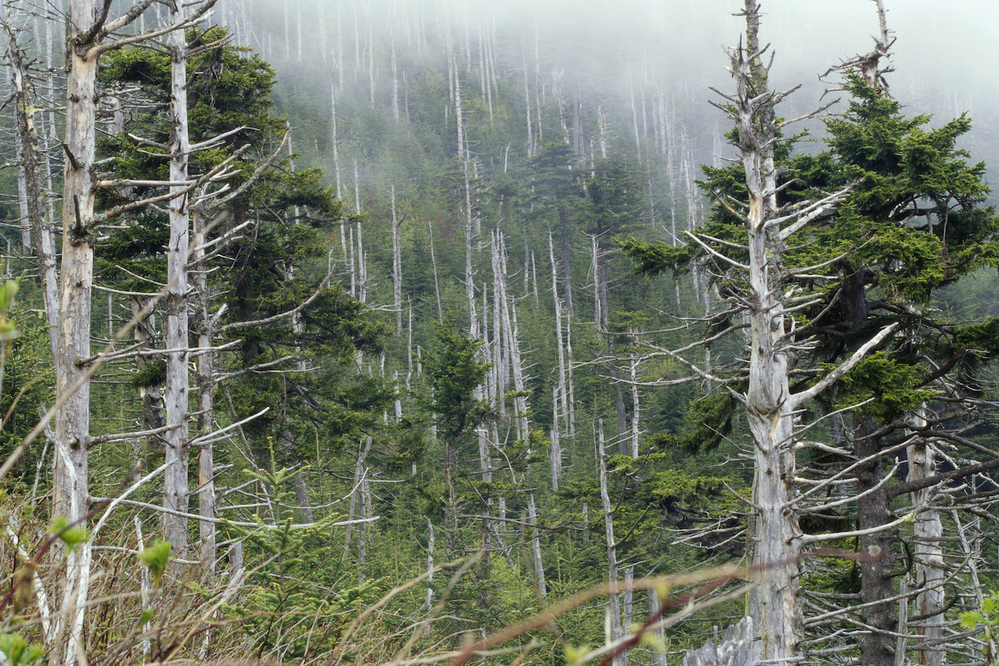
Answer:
[789,322,897,408]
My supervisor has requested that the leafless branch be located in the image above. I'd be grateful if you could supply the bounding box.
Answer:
[790,322,897,407]
[219,261,336,333]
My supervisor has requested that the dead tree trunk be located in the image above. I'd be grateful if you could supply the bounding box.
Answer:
[683,617,756,666]
[908,417,944,666]
[4,25,58,359]
[730,4,802,659]
[192,211,216,571]
[54,0,100,529]
[391,185,404,335]
[55,2,175,661]
[598,421,626,666]
[528,493,547,602]
[163,0,191,554]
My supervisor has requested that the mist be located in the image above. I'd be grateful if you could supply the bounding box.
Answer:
[224,0,999,196]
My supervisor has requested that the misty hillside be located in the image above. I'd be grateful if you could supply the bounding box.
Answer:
[1,1,999,664]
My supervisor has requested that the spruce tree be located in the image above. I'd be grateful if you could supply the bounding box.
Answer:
[622,8,999,661]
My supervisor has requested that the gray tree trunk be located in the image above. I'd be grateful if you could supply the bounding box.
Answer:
[4,26,58,360]
[54,0,99,529]
[193,212,216,571]
[733,3,802,659]
[908,415,944,666]
[528,493,547,602]
[683,617,757,666]
[49,4,99,663]
[163,0,191,554]
[598,421,626,666]
[390,185,403,335]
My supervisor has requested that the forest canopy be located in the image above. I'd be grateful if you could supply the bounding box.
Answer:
[0,1,996,665]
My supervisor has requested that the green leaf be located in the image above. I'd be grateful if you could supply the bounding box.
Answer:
[138,539,171,587]
[50,516,90,551]
[0,634,27,666]
[563,643,590,665]
[0,633,44,665]
[960,610,983,630]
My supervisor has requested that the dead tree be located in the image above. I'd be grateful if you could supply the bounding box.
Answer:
[162,0,192,555]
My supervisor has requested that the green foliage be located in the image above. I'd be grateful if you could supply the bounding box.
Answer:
[954,317,999,358]
[97,26,393,476]
[129,360,165,389]
[49,516,89,552]
[616,236,698,276]
[225,466,380,660]
[960,592,999,664]
[828,352,934,422]
[676,392,739,453]
[0,297,50,483]
[820,75,998,299]
[805,555,862,595]
[228,282,393,464]
[0,281,18,342]
[424,318,490,445]
[0,634,45,666]
[137,539,171,588]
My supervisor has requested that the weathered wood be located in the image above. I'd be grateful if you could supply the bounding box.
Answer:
[598,422,625,666]
[684,617,757,666]
[728,3,803,659]
[163,0,191,555]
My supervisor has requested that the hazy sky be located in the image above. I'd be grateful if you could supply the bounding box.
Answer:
[749,1,997,110]
[471,0,995,111]
[523,0,995,103]
[250,0,999,186]
[481,0,999,174]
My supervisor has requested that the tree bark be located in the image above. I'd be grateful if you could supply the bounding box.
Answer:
[629,351,640,458]
[4,26,58,359]
[735,3,803,659]
[54,0,99,529]
[527,494,547,602]
[908,416,944,666]
[52,4,102,664]
[853,419,897,666]
[163,0,191,554]
[193,211,216,571]
[598,421,625,666]
[391,185,403,335]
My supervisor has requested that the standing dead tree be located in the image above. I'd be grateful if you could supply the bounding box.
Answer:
[618,1,891,660]
[619,2,999,663]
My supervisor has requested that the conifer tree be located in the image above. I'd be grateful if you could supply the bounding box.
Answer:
[424,318,490,555]
[621,2,999,661]
[97,27,392,559]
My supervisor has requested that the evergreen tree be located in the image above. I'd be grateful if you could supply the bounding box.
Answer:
[423,317,491,554]
[98,28,392,478]
[621,6,999,661]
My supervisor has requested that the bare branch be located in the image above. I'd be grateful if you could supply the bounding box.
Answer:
[219,261,337,333]
[777,97,840,129]
[800,506,920,544]
[773,184,855,240]
[189,125,253,151]
[684,230,750,270]
[790,323,897,408]
[92,0,221,57]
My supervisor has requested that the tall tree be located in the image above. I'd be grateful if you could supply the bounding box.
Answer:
[51,2,224,662]
[621,2,893,658]
[424,318,490,555]
[163,0,193,554]
[793,38,999,666]
[623,3,999,662]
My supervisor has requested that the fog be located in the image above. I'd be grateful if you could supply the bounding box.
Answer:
[228,0,999,191]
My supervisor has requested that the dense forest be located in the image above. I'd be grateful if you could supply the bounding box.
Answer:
[1,0,999,664]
